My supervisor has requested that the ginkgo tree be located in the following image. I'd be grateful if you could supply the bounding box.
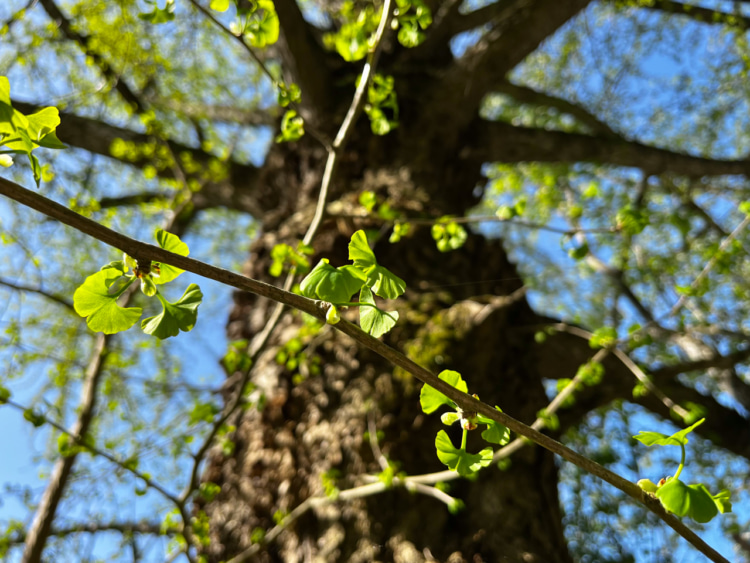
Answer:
[1,0,750,562]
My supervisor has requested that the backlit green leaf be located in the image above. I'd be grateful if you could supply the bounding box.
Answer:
[359,286,398,338]
[419,370,467,414]
[74,270,142,334]
[656,479,719,523]
[348,230,405,299]
[153,228,189,284]
[142,284,203,339]
[633,418,705,447]
[299,259,364,303]
[210,0,230,11]
[245,0,279,47]
[24,107,60,142]
[435,430,493,476]
[477,407,510,445]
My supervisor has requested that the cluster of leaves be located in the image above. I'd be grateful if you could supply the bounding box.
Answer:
[323,0,432,62]
[138,0,176,24]
[276,109,305,143]
[420,370,510,476]
[431,217,468,252]
[364,74,399,135]
[323,1,381,62]
[73,229,203,339]
[634,418,732,523]
[210,0,279,48]
[0,76,66,186]
[274,317,323,384]
[299,230,405,337]
[392,0,432,47]
[269,240,313,276]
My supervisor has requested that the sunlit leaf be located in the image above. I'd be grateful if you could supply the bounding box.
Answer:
[73,270,142,334]
[153,228,189,284]
[419,370,467,414]
[359,286,398,338]
[435,430,493,476]
[142,284,203,339]
[299,259,364,303]
[633,418,705,447]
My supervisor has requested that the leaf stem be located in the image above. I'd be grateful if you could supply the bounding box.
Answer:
[460,428,468,451]
[674,443,686,480]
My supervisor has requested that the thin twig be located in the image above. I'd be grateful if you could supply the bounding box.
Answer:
[329,211,620,236]
[0,276,74,311]
[665,213,750,320]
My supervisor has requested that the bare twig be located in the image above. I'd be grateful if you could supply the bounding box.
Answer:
[665,213,750,320]
[0,276,74,311]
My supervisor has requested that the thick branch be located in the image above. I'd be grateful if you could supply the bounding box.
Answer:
[98,192,168,209]
[630,0,750,29]
[0,176,733,563]
[537,328,750,464]
[440,0,592,116]
[23,334,109,563]
[273,0,335,120]
[11,521,164,544]
[144,97,278,126]
[12,101,263,215]
[469,120,750,176]
[652,347,750,380]
[495,81,617,137]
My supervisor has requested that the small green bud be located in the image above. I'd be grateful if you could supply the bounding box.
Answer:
[326,304,340,325]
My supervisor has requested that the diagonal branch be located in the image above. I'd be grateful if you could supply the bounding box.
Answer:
[23,334,109,563]
[0,176,735,563]
[469,120,750,176]
[495,81,617,137]
[439,0,592,117]
[625,0,750,29]
[273,0,336,118]
[12,101,264,215]
[0,276,74,311]
[38,0,146,112]
[536,325,750,464]
[11,521,165,545]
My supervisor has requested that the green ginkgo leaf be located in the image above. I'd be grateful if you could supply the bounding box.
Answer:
[142,284,203,339]
[299,259,364,303]
[359,286,398,338]
[711,489,732,514]
[348,230,406,299]
[348,229,377,269]
[419,370,467,414]
[477,407,510,445]
[74,270,142,334]
[366,264,406,300]
[633,418,704,447]
[655,478,720,523]
[153,228,189,284]
[245,0,279,47]
[435,430,493,476]
[24,107,61,142]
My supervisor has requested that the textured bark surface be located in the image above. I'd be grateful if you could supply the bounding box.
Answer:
[197,88,577,561]
[190,3,601,561]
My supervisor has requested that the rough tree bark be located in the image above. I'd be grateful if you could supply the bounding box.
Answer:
[196,4,593,561]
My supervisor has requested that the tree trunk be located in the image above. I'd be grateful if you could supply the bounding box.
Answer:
[198,117,574,561]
